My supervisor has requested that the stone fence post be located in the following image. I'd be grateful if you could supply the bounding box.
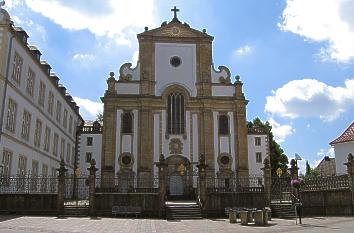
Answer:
[88,159,98,217]
[57,159,67,215]
[197,154,208,216]
[344,153,354,215]
[261,157,271,206]
[156,154,167,218]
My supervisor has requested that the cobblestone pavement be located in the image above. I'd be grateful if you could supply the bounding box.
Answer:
[0,215,353,233]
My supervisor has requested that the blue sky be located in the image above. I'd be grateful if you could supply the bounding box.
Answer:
[4,0,354,172]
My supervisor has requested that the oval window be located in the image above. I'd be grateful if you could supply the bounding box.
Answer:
[170,56,181,67]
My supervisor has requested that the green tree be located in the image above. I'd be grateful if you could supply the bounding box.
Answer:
[96,112,103,122]
[306,160,311,176]
[247,117,289,176]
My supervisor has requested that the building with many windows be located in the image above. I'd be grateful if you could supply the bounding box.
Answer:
[0,7,83,178]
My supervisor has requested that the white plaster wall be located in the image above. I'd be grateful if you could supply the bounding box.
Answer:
[247,134,268,176]
[213,111,219,172]
[153,113,160,177]
[121,135,132,153]
[334,142,354,175]
[116,83,140,94]
[192,113,198,163]
[228,112,236,172]
[79,134,102,175]
[212,86,235,97]
[115,109,122,173]
[155,43,197,97]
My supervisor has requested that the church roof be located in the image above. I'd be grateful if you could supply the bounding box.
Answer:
[138,6,213,40]
[330,121,354,145]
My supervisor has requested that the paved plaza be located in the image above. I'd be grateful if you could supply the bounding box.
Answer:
[0,215,354,233]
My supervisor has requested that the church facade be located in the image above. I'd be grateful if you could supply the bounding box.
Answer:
[101,10,254,193]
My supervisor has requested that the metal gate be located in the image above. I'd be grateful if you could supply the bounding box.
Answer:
[167,174,199,200]
[64,175,90,207]
[271,175,292,203]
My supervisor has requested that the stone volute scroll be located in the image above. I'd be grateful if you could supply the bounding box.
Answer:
[119,62,140,81]
[211,64,231,84]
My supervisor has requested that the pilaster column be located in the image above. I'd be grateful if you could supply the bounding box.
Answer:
[155,154,168,217]
[138,107,153,178]
[261,157,271,206]
[88,159,98,217]
[197,154,208,216]
[57,159,67,215]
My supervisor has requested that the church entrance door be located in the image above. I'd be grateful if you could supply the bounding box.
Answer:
[169,174,184,196]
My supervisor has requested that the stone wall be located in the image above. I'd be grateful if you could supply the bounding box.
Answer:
[0,194,58,214]
[206,192,266,216]
[300,189,352,216]
[94,193,160,217]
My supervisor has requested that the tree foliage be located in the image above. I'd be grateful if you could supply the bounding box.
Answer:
[247,117,289,175]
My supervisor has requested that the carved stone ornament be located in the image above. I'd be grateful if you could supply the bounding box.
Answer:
[217,153,232,170]
[120,74,132,82]
[169,138,183,155]
[118,152,134,169]
[219,76,231,84]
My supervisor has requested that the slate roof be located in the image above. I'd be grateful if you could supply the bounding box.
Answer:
[330,121,354,145]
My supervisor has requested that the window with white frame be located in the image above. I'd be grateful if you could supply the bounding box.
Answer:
[48,91,54,115]
[68,115,73,134]
[34,118,42,148]
[5,98,17,132]
[71,146,75,166]
[87,137,93,146]
[56,100,62,123]
[11,52,23,84]
[256,152,262,163]
[26,68,35,97]
[2,150,12,179]
[53,133,59,156]
[255,137,261,146]
[66,142,71,164]
[38,81,46,107]
[31,160,39,176]
[17,155,27,176]
[121,112,133,134]
[42,164,48,176]
[60,138,65,160]
[21,110,32,141]
[218,115,229,135]
[44,126,51,152]
[63,109,68,129]
[86,152,92,163]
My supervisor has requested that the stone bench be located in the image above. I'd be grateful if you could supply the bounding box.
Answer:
[112,206,142,218]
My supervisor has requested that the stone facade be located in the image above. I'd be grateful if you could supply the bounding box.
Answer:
[101,9,250,195]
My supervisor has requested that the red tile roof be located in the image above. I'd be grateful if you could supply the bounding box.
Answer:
[330,121,354,145]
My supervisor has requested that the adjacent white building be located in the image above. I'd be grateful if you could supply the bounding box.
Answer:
[0,7,83,177]
[247,126,269,176]
[330,122,354,175]
[78,121,102,175]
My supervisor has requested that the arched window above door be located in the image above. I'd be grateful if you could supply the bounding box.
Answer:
[167,92,185,134]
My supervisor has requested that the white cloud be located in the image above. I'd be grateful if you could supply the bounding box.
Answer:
[317,147,335,157]
[131,50,139,65]
[233,45,252,57]
[23,0,156,45]
[73,96,102,120]
[72,53,95,61]
[268,118,295,143]
[265,79,354,121]
[279,0,354,63]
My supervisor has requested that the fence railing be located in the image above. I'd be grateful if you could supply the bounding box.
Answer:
[0,175,58,194]
[206,176,265,193]
[300,175,350,191]
[95,176,159,193]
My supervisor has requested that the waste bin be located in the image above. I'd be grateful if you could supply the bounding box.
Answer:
[229,210,237,223]
[253,210,264,226]
[239,211,248,225]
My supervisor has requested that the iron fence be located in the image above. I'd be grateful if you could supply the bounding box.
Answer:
[300,175,350,191]
[0,175,58,194]
[206,175,264,193]
[95,176,159,193]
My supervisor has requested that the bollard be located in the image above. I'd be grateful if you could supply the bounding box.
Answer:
[239,211,248,225]
[229,210,237,223]
[254,210,264,226]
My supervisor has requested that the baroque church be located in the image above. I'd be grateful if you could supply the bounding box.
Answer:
[101,8,256,195]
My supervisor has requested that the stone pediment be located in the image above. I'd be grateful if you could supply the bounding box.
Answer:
[138,20,213,40]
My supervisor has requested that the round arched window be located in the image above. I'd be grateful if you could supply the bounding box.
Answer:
[122,155,132,166]
[220,156,230,165]
[170,56,182,67]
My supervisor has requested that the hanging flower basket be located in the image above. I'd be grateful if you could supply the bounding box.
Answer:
[291,179,301,188]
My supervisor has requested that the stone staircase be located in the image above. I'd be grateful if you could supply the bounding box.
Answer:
[62,206,89,217]
[271,202,295,219]
[166,201,203,220]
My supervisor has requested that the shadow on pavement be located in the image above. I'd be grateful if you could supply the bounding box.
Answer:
[0,214,22,223]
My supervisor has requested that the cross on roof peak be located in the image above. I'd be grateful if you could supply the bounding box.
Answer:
[171,6,180,19]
